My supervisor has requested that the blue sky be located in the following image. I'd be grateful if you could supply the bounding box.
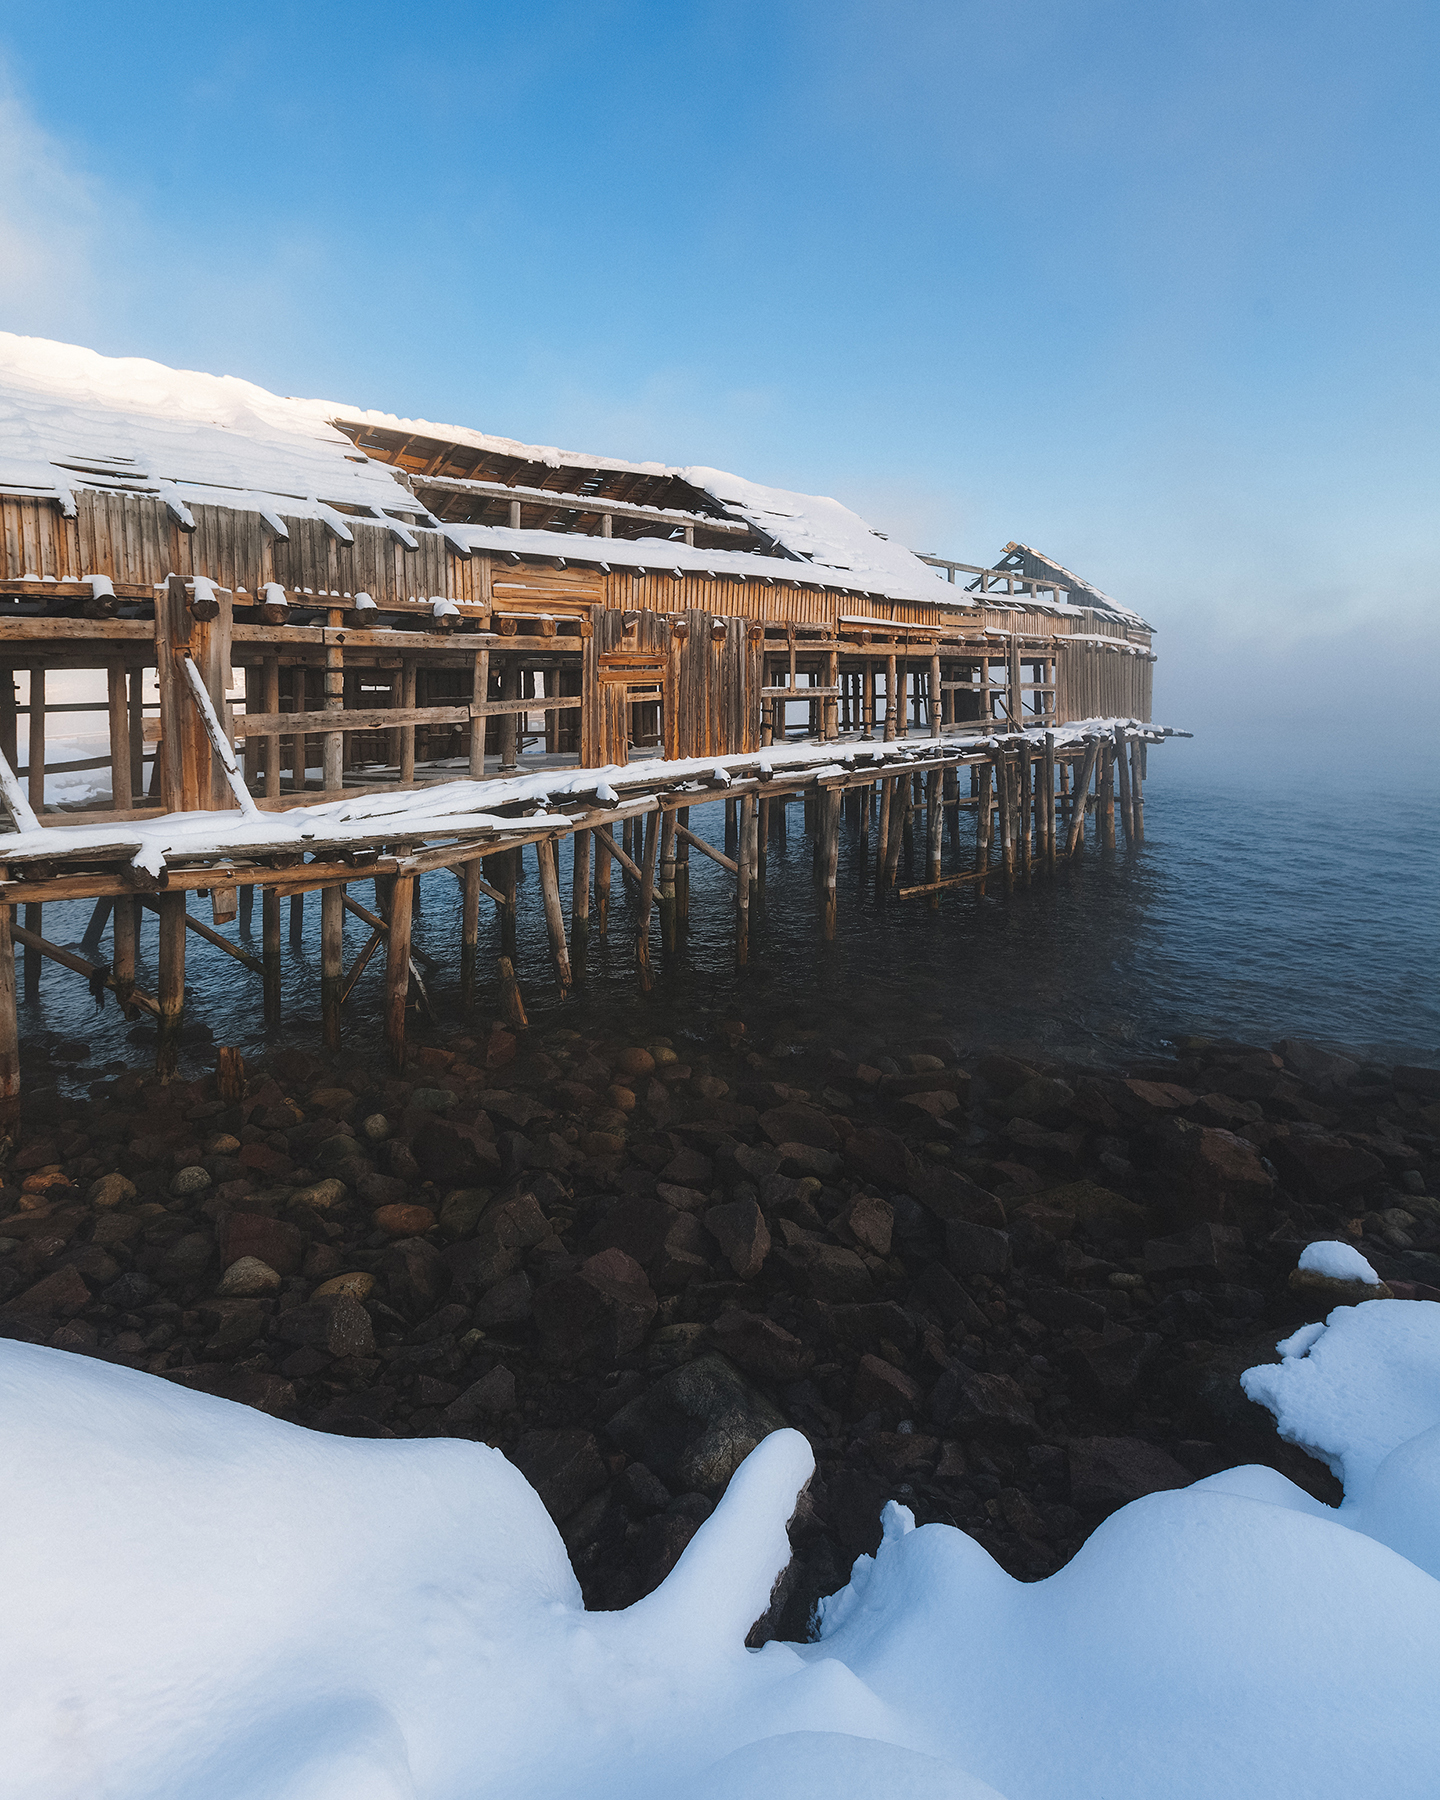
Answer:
[2,1,1436,769]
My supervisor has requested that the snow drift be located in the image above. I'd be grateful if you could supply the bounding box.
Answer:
[3,1298,1439,1799]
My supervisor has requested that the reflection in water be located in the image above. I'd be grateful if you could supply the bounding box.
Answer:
[18,767,1440,1089]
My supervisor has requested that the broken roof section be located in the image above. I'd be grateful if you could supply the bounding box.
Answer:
[0,332,1144,622]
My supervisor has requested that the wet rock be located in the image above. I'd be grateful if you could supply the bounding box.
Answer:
[914,1263,990,1334]
[438,1189,490,1239]
[1068,1436,1193,1511]
[1274,1041,1360,1089]
[945,1219,1012,1278]
[1144,1222,1246,1280]
[220,1213,303,1277]
[199,1298,268,1356]
[1027,1285,1108,1333]
[759,1103,840,1153]
[1274,1135,1386,1201]
[445,1194,549,1297]
[708,1310,812,1384]
[588,1196,711,1291]
[0,1263,92,1318]
[361,1114,391,1142]
[374,1203,437,1237]
[824,1301,918,1355]
[379,1236,451,1317]
[1160,1123,1276,1221]
[605,1351,787,1498]
[311,1270,375,1302]
[216,1255,281,1297]
[1288,1267,1392,1306]
[772,1238,872,1302]
[533,1249,657,1363]
[412,1119,502,1188]
[1065,1326,1161,1411]
[170,1165,212,1199]
[843,1125,911,1191]
[357,1172,408,1207]
[930,1365,1037,1440]
[476,1270,534,1329]
[87,1173,136,1209]
[100,1271,156,1309]
[617,1048,656,1079]
[852,1353,922,1423]
[907,1163,1007,1230]
[511,1427,609,1523]
[445,1365,516,1423]
[1006,1077,1076,1125]
[834,1193,894,1257]
[324,1294,376,1358]
[157,1231,217,1287]
[702,1198,771,1280]
[290,1177,348,1212]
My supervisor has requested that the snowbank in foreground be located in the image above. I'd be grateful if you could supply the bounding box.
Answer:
[3,1300,1440,1800]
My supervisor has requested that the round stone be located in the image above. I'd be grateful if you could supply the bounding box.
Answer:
[311,1270,376,1302]
[205,1134,242,1156]
[217,1255,281,1297]
[87,1173,136,1210]
[170,1165,212,1197]
[362,1114,391,1142]
[616,1047,655,1078]
[374,1203,437,1237]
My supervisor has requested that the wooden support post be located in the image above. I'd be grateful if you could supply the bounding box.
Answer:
[321,883,343,1051]
[1008,634,1022,728]
[875,776,892,887]
[384,874,414,1072]
[289,664,306,795]
[1043,732,1057,871]
[735,792,754,965]
[0,670,16,792]
[1065,739,1101,857]
[536,838,572,997]
[825,649,839,740]
[724,799,738,854]
[821,786,841,938]
[107,662,131,812]
[570,828,591,982]
[27,667,44,817]
[497,955,528,1028]
[461,860,481,1010]
[262,657,280,800]
[676,807,690,926]
[289,891,304,948]
[996,752,1014,883]
[863,660,875,740]
[884,655,897,742]
[470,648,490,778]
[756,797,769,889]
[498,658,518,773]
[658,809,677,951]
[217,1047,246,1104]
[500,848,518,957]
[883,775,908,889]
[400,659,418,784]
[926,769,943,910]
[262,886,281,1028]
[112,896,137,1014]
[324,636,345,792]
[976,760,994,889]
[155,892,186,1082]
[1019,738,1033,876]
[635,808,660,991]
[1115,726,1135,847]
[595,826,612,936]
[0,904,17,1148]
[1130,738,1146,844]
[1101,740,1116,850]
[239,884,254,931]
[930,651,942,738]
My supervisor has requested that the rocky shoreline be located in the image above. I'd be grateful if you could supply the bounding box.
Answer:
[2,1018,1437,1638]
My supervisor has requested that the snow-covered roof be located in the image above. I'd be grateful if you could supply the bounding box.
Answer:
[0,333,1146,627]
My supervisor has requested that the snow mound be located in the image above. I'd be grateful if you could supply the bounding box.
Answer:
[5,1296,1440,1800]
[1298,1239,1383,1283]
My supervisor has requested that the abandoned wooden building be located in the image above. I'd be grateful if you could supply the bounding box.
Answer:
[0,333,1174,1119]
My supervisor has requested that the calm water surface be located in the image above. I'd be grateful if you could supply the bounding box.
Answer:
[19,748,1440,1084]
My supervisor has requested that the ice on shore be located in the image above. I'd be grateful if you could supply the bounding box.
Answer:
[2,1297,1439,1800]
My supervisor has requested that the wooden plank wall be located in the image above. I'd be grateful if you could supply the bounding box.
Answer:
[1056,641,1153,722]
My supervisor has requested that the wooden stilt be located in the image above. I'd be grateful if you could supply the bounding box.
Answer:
[1065,739,1101,857]
[81,897,112,956]
[926,769,943,910]
[239,884,254,931]
[1043,732,1057,871]
[996,752,1015,884]
[22,903,41,1003]
[676,807,690,926]
[497,954,528,1028]
[400,658,418,783]
[27,668,44,818]
[724,799,738,854]
[537,837,572,997]
[321,883,344,1050]
[0,904,18,1148]
[883,776,908,889]
[500,849,518,958]
[1019,738,1033,876]
[658,809,677,950]
[470,648,489,778]
[976,760,994,893]
[821,786,840,938]
[1115,726,1135,847]
[735,792,754,964]
[1101,740,1116,850]
[384,874,414,1072]
[216,1046,246,1104]
[756,797,769,889]
[112,896,137,1015]
[595,825,612,936]
[1130,737,1146,843]
[155,891,186,1082]
[635,807,659,991]
[262,886,281,1028]
[263,657,280,800]
[289,891,304,948]
[862,660,875,739]
[461,860,481,1009]
[884,655,897,741]
[875,776,892,889]
[570,828,591,982]
[107,661,131,813]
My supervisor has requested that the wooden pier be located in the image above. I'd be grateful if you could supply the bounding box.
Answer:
[0,339,1172,1137]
